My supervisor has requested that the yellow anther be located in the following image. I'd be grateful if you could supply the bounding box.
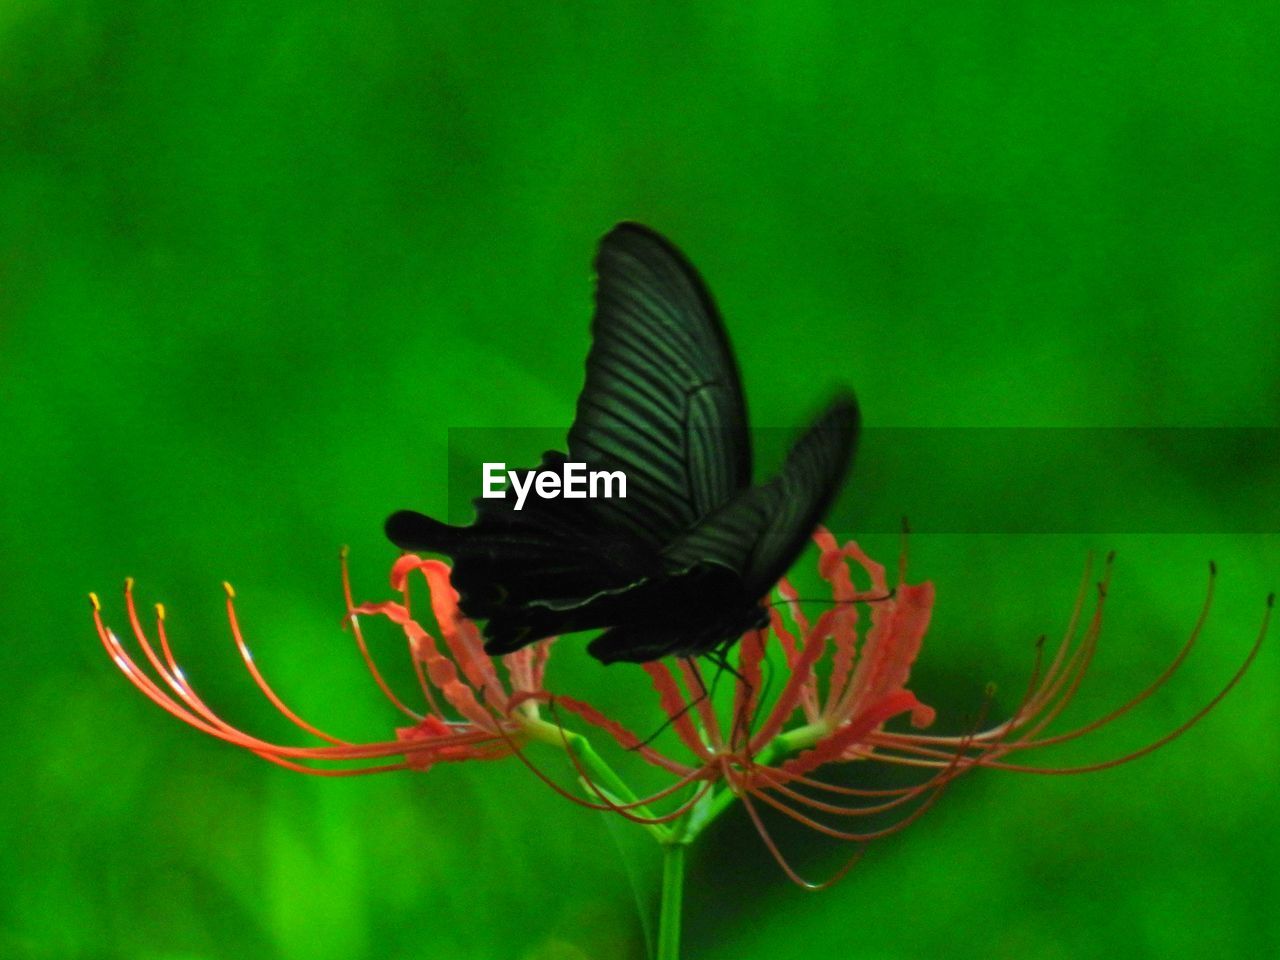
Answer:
[125,577,134,592]
[155,603,166,621]
[340,544,350,559]
[89,592,101,611]
[222,581,236,599]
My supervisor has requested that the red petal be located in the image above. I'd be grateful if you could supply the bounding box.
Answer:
[641,662,714,761]
[777,690,923,780]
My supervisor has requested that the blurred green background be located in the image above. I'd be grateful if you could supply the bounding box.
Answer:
[3,2,1278,958]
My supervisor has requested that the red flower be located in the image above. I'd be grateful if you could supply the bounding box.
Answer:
[93,550,560,776]
[595,532,1268,884]
[93,533,1269,886]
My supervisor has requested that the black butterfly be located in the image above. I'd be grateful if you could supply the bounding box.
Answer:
[386,223,858,665]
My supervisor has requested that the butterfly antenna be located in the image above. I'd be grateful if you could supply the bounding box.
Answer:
[696,641,764,752]
[704,646,747,688]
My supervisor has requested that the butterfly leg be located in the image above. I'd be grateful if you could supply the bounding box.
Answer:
[702,640,761,752]
[628,656,719,751]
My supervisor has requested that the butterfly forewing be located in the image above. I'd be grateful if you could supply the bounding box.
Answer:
[568,223,752,550]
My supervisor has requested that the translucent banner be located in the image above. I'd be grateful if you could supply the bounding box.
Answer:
[443,428,1280,534]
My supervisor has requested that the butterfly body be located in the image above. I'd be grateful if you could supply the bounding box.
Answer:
[387,223,858,665]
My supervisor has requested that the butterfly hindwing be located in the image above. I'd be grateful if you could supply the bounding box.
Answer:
[740,391,859,593]
[386,451,661,623]
[659,392,859,595]
[485,560,745,658]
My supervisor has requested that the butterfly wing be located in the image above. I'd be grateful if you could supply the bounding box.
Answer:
[739,391,859,593]
[488,562,743,658]
[386,452,662,620]
[387,224,753,651]
[567,222,753,550]
[661,391,860,595]
[581,393,857,665]
[388,223,806,661]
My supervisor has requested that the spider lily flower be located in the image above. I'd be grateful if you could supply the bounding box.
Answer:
[549,530,1270,886]
[576,531,963,885]
[91,551,569,775]
[92,534,1269,888]
[93,548,702,791]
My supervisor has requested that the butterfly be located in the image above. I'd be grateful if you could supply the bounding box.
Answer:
[386,222,858,665]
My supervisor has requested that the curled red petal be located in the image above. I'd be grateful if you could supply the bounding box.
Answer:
[834,582,935,724]
[409,559,506,706]
[396,715,508,771]
[639,661,714,761]
[732,629,768,749]
[353,600,496,730]
[776,577,811,638]
[778,690,924,781]
[750,610,835,753]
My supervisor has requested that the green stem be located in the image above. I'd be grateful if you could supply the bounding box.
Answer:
[520,712,827,957]
[657,842,685,960]
[521,716,670,841]
[673,725,830,846]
